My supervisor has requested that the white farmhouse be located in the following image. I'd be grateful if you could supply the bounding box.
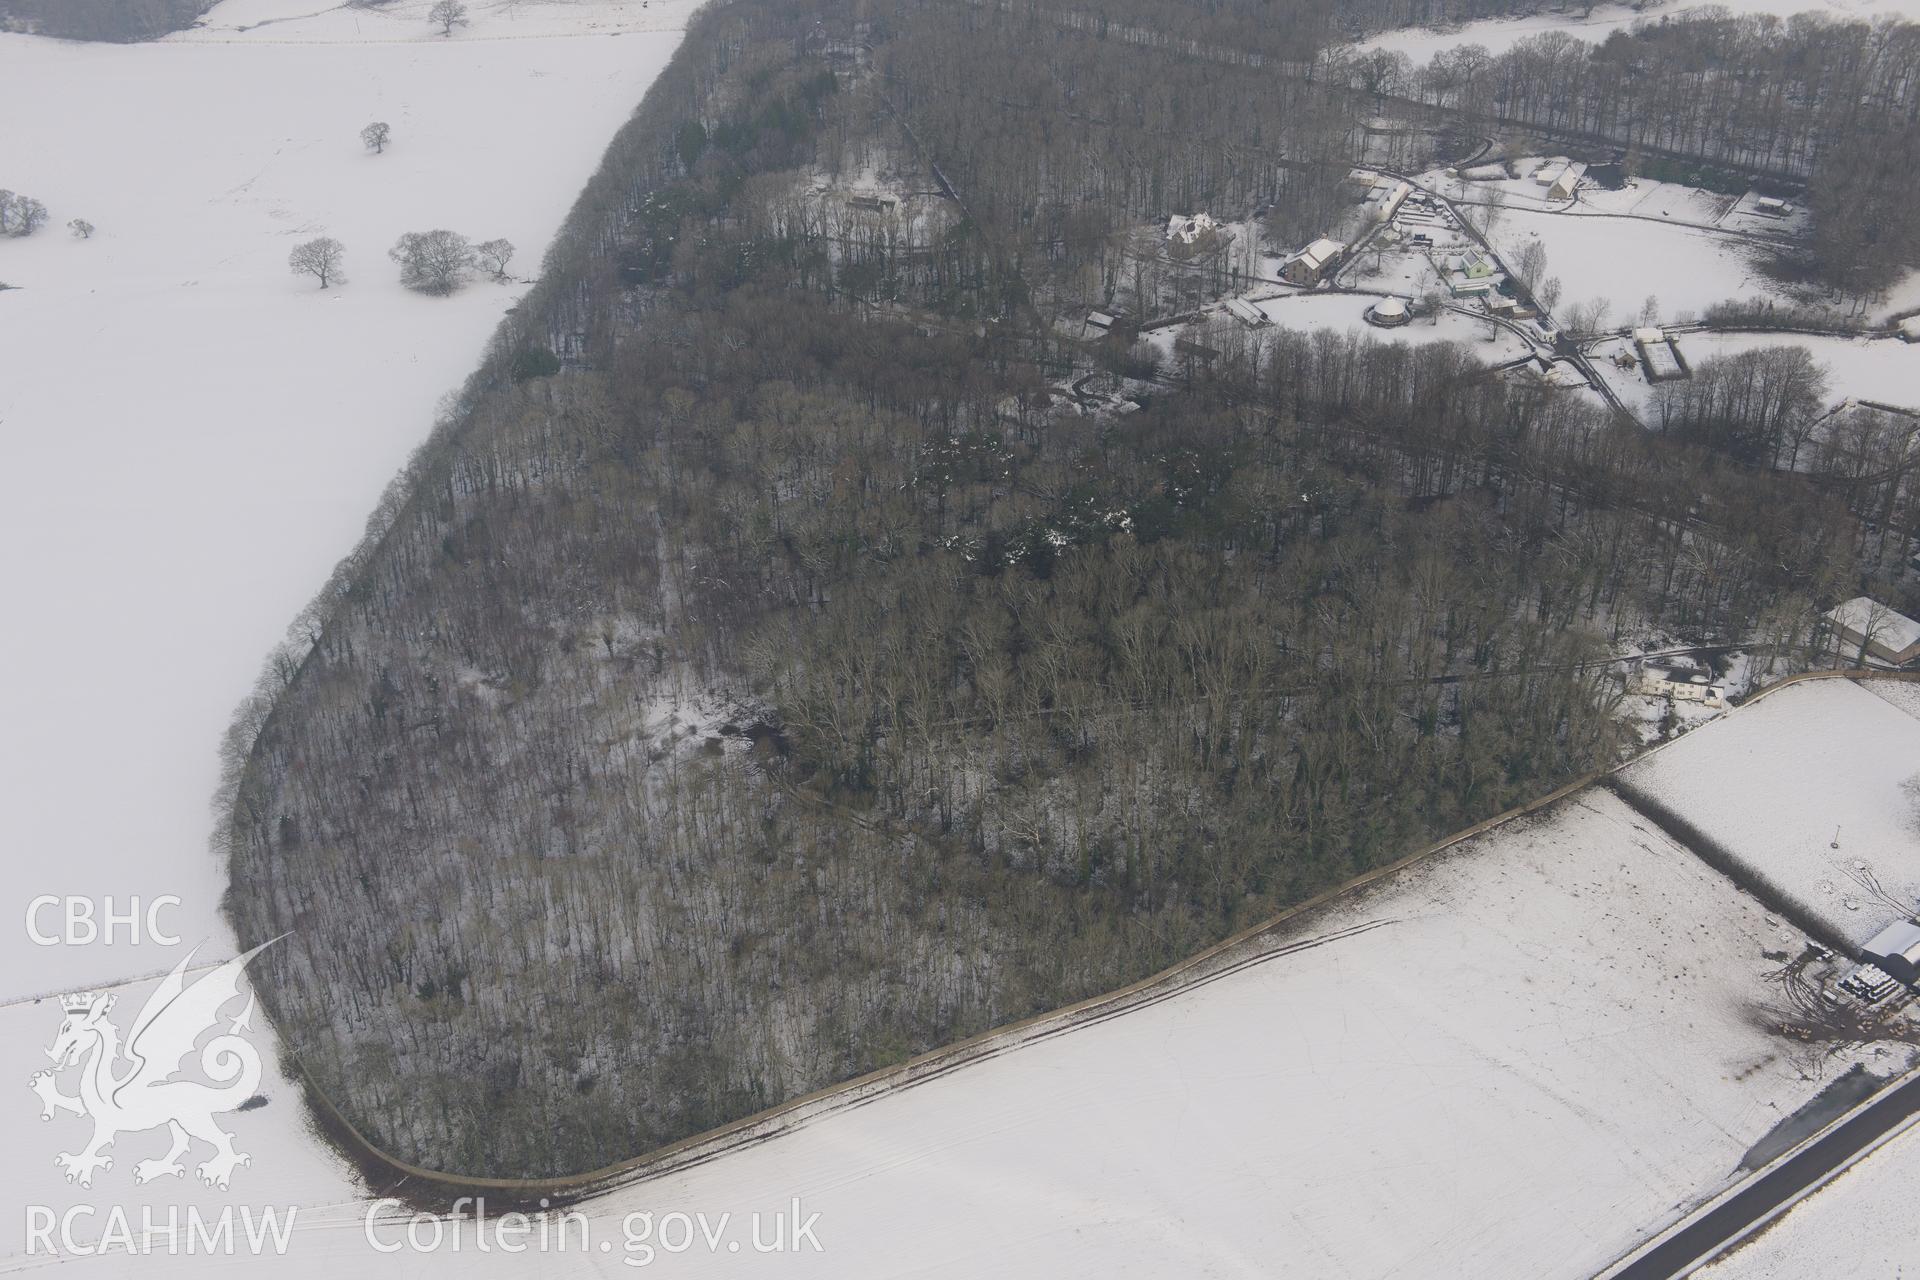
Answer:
[1363,180,1413,222]
[1280,237,1346,287]
[1165,212,1220,246]
[1547,162,1586,200]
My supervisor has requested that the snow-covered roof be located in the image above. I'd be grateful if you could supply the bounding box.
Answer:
[1166,212,1219,245]
[1087,311,1116,328]
[1825,597,1920,655]
[1533,161,1567,186]
[1863,919,1920,966]
[1551,161,1587,191]
[1289,237,1346,271]
[1371,297,1408,318]
[1634,327,1665,345]
[1899,315,1920,339]
[1853,962,1895,986]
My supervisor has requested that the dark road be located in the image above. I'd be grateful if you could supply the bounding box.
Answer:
[1609,1071,1920,1278]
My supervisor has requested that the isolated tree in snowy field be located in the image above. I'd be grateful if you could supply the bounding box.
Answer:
[390,229,475,294]
[361,122,392,154]
[427,0,468,36]
[475,238,515,281]
[289,237,347,289]
[68,219,95,240]
[1638,295,1660,327]
[0,191,49,237]
[1539,276,1562,313]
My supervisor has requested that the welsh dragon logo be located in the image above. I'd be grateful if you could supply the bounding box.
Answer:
[29,941,275,1190]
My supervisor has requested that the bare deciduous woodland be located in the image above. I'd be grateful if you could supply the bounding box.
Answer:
[0,0,214,39]
[218,0,1920,1177]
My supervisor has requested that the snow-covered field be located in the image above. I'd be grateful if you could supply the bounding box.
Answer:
[1355,3,1653,61]
[0,0,692,1262]
[1617,678,1920,952]
[1354,0,1920,62]
[1695,1116,1920,1279]
[1487,207,1772,325]
[0,0,693,995]
[187,0,681,39]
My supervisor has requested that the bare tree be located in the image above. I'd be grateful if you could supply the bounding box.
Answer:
[475,238,516,281]
[427,0,468,36]
[1839,598,1896,665]
[68,219,95,240]
[1482,195,1505,237]
[1566,296,1613,334]
[1514,240,1547,291]
[1539,275,1562,313]
[361,122,392,154]
[1353,49,1411,97]
[290,237,348,289]
[390,229,475,294]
